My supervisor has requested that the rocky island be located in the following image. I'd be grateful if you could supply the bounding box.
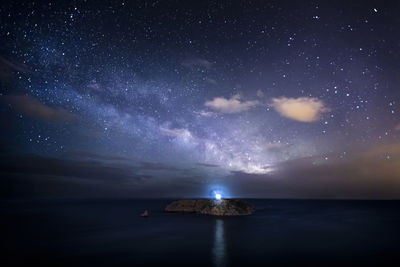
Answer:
[165,199,254,216]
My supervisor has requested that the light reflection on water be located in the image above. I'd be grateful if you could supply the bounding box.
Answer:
[212,219,226,267]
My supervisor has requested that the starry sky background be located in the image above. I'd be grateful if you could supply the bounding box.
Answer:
[1,0,399,199]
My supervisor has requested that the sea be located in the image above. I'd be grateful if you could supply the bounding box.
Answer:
[2,199,400,266]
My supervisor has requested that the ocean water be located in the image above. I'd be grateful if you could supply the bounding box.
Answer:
[2,199,400,266]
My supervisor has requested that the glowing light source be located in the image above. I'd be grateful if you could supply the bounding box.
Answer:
[215,193,222,200]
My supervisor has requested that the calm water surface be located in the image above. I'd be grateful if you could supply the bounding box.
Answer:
[2,199,400,266]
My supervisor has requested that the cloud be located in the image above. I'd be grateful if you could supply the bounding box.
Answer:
[2,143,400,199]
[0,56,30,81]
[0,153,154,198]
[160,127,193,139]
[395,124,400,131]
[5,95,77,122]
[227,143,400,199]
[138,162,181,171]
[205,94,259,113]
[197,163,219,168]
[270,97,330,122]
[0,153,198,199]
[181,58,213,69]
[67,151,130,161]
[194,110,215,117]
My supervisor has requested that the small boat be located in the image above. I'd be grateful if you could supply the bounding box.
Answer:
[140,210,149,217]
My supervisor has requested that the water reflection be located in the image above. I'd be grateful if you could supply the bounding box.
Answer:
[212,219,226,267]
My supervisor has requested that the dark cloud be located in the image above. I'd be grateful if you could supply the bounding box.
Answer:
[138,162,182,171]
[197,163,220,168]
[227,144,400,199]
[5,95,77,122]
[67,151,130,161]
[1,143,400,199]
[0,56,30,81]
[0,153,207,199]
[0,154,144,183]
[0,153,151,198]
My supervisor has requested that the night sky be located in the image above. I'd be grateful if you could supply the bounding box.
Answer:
[1,1,399,199]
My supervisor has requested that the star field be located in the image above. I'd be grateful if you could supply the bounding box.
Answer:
[1,1,400,198]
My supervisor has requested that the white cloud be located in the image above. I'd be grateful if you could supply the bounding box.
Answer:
[160,127,192,140]
[205,94,259,113]
[194,110,215,117]
[270,97,330,122]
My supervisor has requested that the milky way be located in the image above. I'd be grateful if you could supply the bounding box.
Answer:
[1,1,400,198]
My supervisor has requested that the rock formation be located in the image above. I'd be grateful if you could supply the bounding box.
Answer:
[140,210,149,217]
[165,199,253,216]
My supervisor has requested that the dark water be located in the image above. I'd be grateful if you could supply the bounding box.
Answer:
[2,199,400,266]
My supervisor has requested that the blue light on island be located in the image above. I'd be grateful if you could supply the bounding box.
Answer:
[210,187,226,200]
